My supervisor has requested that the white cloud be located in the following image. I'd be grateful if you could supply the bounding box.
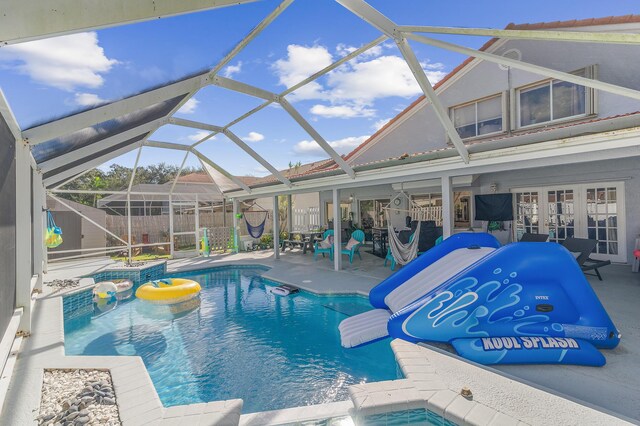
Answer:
[177,98,199,114]
[310,104,375,119]
[336,43,382,58]
[223,61,243,78]
[372,117,391,132]
[244,131,264,142]
[327,55,443,103]
[187,130,214,142]
[272,44,333,100]
[74,92,106,106]
[272,43,447,117]
[293,135,369,157]
[0,32,118,91]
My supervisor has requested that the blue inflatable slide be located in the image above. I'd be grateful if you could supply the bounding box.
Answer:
[338,233,620,366]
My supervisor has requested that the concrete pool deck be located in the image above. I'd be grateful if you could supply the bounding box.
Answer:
[1,248,638,425]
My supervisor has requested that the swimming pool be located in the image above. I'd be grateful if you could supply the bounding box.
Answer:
[64,266,401,413]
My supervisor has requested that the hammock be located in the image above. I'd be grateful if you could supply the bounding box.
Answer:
[45,211,64,248]
[244,203,268,239]
[384,190,421,266]
[385,209,420,266]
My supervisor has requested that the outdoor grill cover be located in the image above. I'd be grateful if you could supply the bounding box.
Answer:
[474,193,513,221]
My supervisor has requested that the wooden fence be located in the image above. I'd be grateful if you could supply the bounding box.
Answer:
[292,207,320,231]
[410,206,443,225]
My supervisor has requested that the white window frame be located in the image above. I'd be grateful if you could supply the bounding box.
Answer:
[515,65,597,130]
[450,92,507,140]
[511,180,626,263]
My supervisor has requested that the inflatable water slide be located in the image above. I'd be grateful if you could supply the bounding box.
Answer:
[339,233,620,366]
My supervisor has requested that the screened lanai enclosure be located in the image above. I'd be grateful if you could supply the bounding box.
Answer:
[1,0,640,342]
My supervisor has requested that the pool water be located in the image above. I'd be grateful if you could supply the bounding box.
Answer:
[64,266,401,413]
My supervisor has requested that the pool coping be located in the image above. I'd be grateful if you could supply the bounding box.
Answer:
[2,263,635,425]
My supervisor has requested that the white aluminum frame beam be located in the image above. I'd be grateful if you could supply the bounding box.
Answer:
[223,129,292,187]
[192,148,252,193]
[279,98,357,177]
[209,77,357,178]
[145,140,192,151]
[335,0,470,164]
[398,25,640,45]
[220,36,387,129]
[39,119,162,172]
[212,76,278,101]
[1,0,258,45]
[209,0,295,76]
[52,167,95,190]
[170,116,292,187]
[23,75,206,145]
[44,140,144,186]
[48,193,128,245]
[170,152,191,194]
[169,117,220,132]
[403,32,640,102]
[128,146,144,192]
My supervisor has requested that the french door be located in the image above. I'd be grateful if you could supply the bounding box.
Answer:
[513,182,626,262]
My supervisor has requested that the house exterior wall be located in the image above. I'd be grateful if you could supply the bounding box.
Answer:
[350,35,640,166]
[471,157,640,264]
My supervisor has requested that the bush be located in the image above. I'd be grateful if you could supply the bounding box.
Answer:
[260,233,273,248]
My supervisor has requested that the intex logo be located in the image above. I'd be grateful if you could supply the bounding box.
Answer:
[535,295,549,300]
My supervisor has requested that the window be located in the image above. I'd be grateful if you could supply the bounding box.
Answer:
[452,95,504,139]
[411,192,471,228]
[517,68,593,127]
[326,202,351,222]
[359,199,390,228]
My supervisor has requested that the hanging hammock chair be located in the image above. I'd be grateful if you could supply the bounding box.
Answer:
[45,210,64,248]
[384,190,423,266]
[244,203,268,239]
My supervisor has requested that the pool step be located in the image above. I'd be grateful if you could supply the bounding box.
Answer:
[348,379,426,417]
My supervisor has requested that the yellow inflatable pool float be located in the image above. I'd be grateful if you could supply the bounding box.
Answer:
[136,278,201,304]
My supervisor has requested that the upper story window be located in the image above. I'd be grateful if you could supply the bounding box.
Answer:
[452,94,504,139]
[517,67,595,128]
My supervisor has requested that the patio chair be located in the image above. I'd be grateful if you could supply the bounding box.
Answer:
[314,230,334,261]
[519,233,549,242]
[340,229,365,264]
[561,237,611,281]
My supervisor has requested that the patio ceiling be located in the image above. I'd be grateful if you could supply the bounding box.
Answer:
[6,0,640,198]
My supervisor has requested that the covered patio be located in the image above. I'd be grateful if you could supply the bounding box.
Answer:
[1,1,640,425]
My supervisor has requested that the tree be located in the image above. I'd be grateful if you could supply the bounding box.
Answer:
[57,163,205,207]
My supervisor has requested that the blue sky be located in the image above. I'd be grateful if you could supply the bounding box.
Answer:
[0,0,638,176]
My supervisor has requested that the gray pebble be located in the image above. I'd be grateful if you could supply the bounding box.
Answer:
[66,412,79,421]
[79,409,89,416]
[68,405,78,412]
[80,396,93,403]
[42,414,55,421]
[102,397,115,405]
[75,416,89,425]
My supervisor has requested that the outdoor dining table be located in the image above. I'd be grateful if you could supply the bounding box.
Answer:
[284,230,324,254]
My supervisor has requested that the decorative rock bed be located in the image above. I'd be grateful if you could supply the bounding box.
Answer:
[38,369,121,426]
[45,279,81,290]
